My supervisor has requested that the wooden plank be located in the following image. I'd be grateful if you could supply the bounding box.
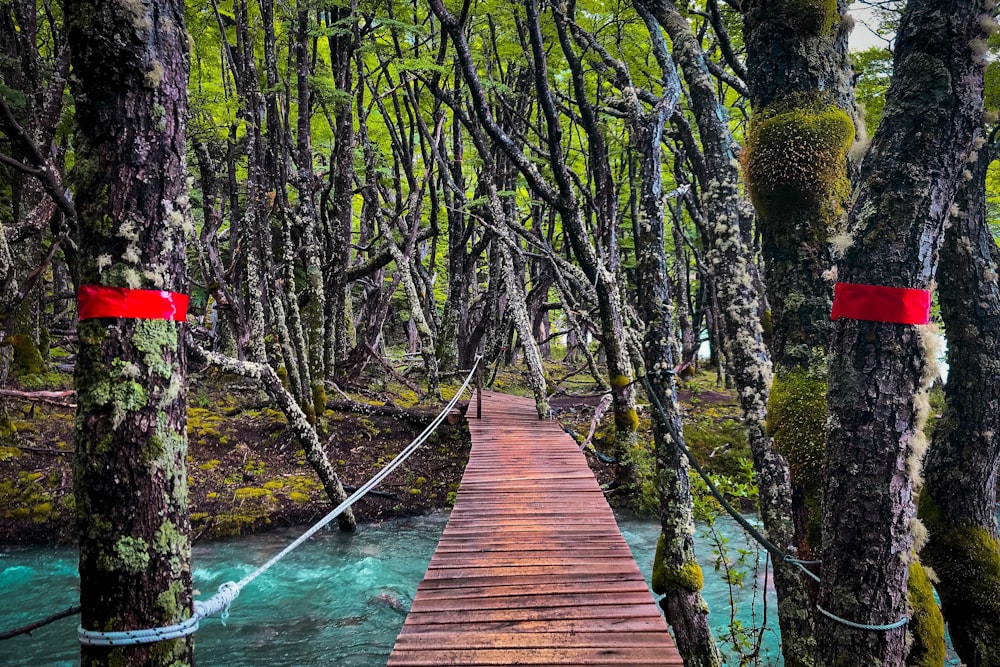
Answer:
[387,391,682,666]
[409,591,656,613]
[387,647,683,666]
[391,631,674,650]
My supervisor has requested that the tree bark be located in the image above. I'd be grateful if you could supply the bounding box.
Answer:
[625,9,722,664]
[819,2,985,665]
[919,142,1000,666]
[67,0,194,663]
[639,4,814,665]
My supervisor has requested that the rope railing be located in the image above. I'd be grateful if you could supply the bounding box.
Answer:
[77,355,483,647]
[640,373,908,633]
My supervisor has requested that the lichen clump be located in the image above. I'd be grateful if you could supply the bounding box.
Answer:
[743,97,854,220]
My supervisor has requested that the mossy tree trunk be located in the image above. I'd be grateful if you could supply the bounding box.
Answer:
[919,143,1000,666]
[639,3,814,664]
[616,7,723,663]
[67,0,194,664]
[742,0,857,568]
[294,0,329,420]
[189,0,355,529]
[818,1,985,665]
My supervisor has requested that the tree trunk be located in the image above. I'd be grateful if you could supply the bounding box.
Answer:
[919,143,1000,666]
[640,3,814,664]
[67,0,194,663]
[819,2,985,664]
[627,12,722,664]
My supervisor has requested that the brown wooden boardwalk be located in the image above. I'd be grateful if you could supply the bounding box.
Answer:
[387,391,683,666]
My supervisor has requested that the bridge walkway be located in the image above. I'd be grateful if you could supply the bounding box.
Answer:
[387,391,683,666]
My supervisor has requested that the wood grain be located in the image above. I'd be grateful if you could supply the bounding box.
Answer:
[387,391,682,666]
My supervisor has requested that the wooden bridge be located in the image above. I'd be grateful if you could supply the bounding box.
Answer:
[388,391,683,666]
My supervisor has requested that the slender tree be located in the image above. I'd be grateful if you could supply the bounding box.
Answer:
[638,3,815,664]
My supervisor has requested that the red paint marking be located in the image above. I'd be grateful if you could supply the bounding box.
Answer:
[830,282,931,325]
[77,285,189,322]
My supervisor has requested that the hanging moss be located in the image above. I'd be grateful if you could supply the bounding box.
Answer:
[905,558,946,667]
[918,489,1000,665]
[766,368,826,547]
[651,534,704,594]
[8,334,45,377]
[744,96,854,223]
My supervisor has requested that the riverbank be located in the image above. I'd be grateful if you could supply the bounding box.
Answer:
[0,363,749,545]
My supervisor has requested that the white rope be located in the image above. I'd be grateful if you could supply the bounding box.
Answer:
[79,356,482,647]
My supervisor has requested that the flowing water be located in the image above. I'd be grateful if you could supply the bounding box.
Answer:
[0,510,973,666]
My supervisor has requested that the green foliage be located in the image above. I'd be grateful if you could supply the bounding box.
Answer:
[853,47,893,133]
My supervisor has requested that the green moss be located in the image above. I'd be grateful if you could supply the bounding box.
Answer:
[211,513,262,537]
[0,445,21,460]
[766,368,827,548]
[152,520,186,564]
[288,491,310,503]
[783,0,839,35]
[610,375,632,390]
[614,407,640,432]
[744,97,854,222]
[906,559,945,667]
[233,487,274,502]
[132,319,178,381]
[263,480,285,490]
[0,413,15,440]
[8,334,45,376]
[408,488,421,495]
[311,383,327,419]
[198,459,220,471]
[918,490,1000,665]
[651,534,704,593]
[276,366,290,391]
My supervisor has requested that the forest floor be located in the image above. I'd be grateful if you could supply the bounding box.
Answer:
[0,360,749,545]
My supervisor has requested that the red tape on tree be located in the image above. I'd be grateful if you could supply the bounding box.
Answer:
[830,282,931,325]
[77,285,189,322]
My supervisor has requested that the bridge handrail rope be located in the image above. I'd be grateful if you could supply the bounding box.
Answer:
[640,374,907,633]
[77,355,483,648]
